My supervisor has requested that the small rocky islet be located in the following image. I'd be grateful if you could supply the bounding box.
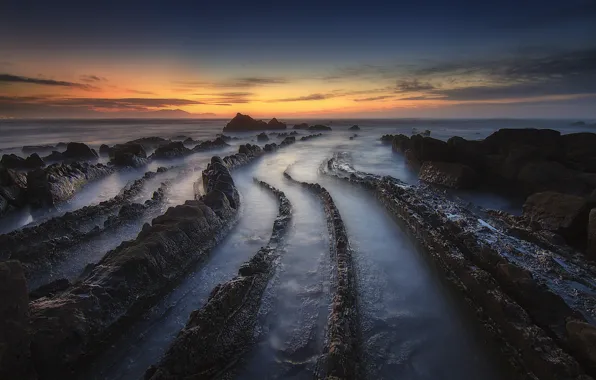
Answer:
[2,115,596,380]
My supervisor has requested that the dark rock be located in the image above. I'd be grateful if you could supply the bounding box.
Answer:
[293,123,309,130]
[517,161,588,195]
[567,320,596,371]
[391,134,410,153]
[216,134,237,142]
[222,113,269,132]
[563,133,596,173]
[419,161,478,189]
[0,261,35,380]
[409,135,452,163]
[588,209,596,259]
[256,132,269,142]
[111,143,148,167]
[62,142,98,161]
[1,153,44,170]
[22,145,55,154]
[98,144,111,156]
[29,162,241,378]
[150,141,191,159]
[157,167,167,173]
[380,134,396,143]
[268,118,286,129]
[29,278,71,300]
[193,138,229,152]
[349,125,360,131]
[483,128,562,158]
[263,143,278,152]
[308,124,332,131]
[125,137,171,149]
[523,191,590,242]
[280,136,296,146]
[27,162,113,208]
[42,151,65,163]
[171,135,187,140]
[56,142,67,149]
[183,137,197,145]
[0,166,27,210]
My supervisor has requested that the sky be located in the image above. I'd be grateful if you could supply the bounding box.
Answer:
[1,0,595,119]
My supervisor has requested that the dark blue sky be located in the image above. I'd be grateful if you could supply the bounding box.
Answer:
[1,0,595,118]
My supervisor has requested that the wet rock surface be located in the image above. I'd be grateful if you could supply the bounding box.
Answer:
[145,180,292,380]
[110,143,148,167]
[419,161,478,189]
[325,152,596,380]
[0,169,168,274]
[150,141,192,159]
[257,132,269,142]
[62,142,98,161]
[27,162,113,209]
[28,162,240,379]
[283,171,361,380]
[0,165,27,216]
[0,261,36,380]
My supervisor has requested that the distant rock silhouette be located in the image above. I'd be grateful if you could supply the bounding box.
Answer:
[223,113,286,132]
[293,123,309,130]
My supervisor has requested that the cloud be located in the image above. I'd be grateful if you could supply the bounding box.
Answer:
[80,75,107,83]
[266,93,335,103]
[192,91,254,104]
[353,95,394,102]
[125,89,155,95]
[0,74,99,90]
[395,79,435,93]
[174,76,288,89]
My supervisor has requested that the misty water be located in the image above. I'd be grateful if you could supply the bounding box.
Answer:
[3,118,595,379]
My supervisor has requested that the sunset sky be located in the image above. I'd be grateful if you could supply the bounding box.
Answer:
[1,0,595,118]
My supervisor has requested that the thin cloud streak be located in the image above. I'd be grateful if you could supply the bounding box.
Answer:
[0,74,99,91]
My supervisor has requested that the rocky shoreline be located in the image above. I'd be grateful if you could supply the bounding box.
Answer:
[283,170,361,380]
[0,168,169,273]
[325,152,596,380]
[145,179,292,380]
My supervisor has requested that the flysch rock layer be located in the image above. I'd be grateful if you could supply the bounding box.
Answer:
[145,179,292,380]
[283,170,361,380]
[324,151,596,380]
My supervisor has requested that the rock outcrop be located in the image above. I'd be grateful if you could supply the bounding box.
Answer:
[349,125,360,131]
[308,124,332,131]
[222,113,271,132]
[419,161,478,189]
[0,169,167,272]
[150,141,192,159]
[1,153,45,170]
[268,117,287,130]
[293,123,309,130]
[0,261,36,380]
[523,192,590,244]
[145,180,292,380]
[192,137,230,152]
[62,142,98,161]
[125,137,171,149]
[110,143,148,167]
[283,172,361,380]
[27,162,113,209]
[257,132,269,142]
[29,161,240,379]
[386,129,596,197]
[325,152,596,380]
[589,209,596,258]
[0,165,27,216]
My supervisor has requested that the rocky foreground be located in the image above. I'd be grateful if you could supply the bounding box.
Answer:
[383,129,596,259]
[145,179,292,379]
[325,151,596,380]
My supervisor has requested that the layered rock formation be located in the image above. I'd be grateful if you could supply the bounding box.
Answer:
[0,165,27,216]
[0,261,36,380]
[293,123,309,130]
[308,124,332,131]
[0,169,168,274]
[283,171,361,380]
[145,180,292,380]
[27,162,113,209]
[150,141,192,159]
[29,161,240,379]
[325,152,596,380]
